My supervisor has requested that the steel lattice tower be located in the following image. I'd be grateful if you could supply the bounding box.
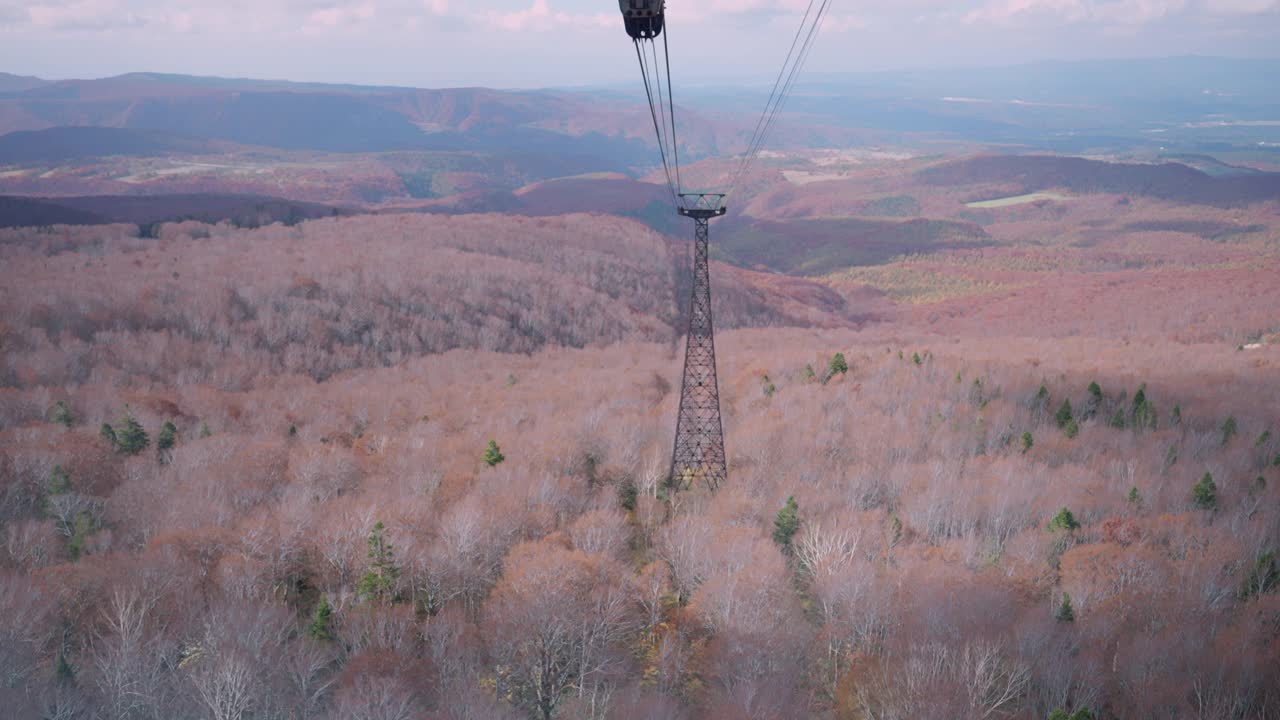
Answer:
[670,194,728,492]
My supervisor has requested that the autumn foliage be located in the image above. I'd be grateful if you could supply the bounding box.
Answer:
[1,203,1279,720]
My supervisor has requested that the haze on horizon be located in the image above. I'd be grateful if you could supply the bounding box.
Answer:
[2,0,1280,89]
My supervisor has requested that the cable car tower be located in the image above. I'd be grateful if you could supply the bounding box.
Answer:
[619,0,832,492]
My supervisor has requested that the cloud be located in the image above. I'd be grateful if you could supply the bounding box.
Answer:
[480,0,611,32]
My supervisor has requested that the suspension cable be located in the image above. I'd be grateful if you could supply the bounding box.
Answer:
[634,38,678,206]
[726,0,832,199]
[663,25,682,195]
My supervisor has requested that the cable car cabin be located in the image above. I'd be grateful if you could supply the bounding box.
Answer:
[620,0,664,40]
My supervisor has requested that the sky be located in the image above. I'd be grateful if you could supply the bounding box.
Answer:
[1,0,1279,88]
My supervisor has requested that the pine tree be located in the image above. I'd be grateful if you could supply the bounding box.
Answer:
[1070,709,1096,720]
[828,353,848,377]
[1055,398,1074,429]
[54,648,76,685]
[483,440,505,467]
[1221,417,1238,446]
[1048,507,1080,532]
[199,421,213,438]
[1021,432,1034,454]
[99,422,117,450]
[157,421,177,461]
[357,522,401,603]
[772,496,800,553]
[113,410,150,456]
[1239,551,1278,600]
[308,595,334,640]
[1107,408,1126,429]
[912,352,923,366]
[1083,381,1103,420]
[1055,592,1075,623]
[1064,418,1080,439]
[1171,404,1182,426]
[47,464,71,496]
[1127,486,1142,506]
[52,400,73,429]
[1192,472,1218,511]
[802,364,817,383]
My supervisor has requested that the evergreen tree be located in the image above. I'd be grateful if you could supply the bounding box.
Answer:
[52,400,73,429]
[1083,381,1103,420]
[1221,416,1238,446]
[483,440,505,468]
[1021,432,1034,454]
[912,352,923,366]
[772,496,800,553]
[99,422,117,450]
[1056,399,1074,430]
[1055,592,1075,623]
[157,421,177,458]
[1064,418,1080,439]
[1239,551,1278,600]
[1171,404,1182,427]
[1048,711,1070,720]
[1127,486,1142,506]
[1192,472,1218,511]
[1070,709,1096,720]
[308,595,334,640]
[618,480,638,513]
[113,410,150,456]
[54,648,76,685]
[828,352,848,377]
[289,423,298,437]
[199,421,213,438]
[1107,408,1126,430]
[357,522,401,603]
[1048,507,1081,533]
[802,364,817,383]
[67,511,95,560]
[46,464,71,497]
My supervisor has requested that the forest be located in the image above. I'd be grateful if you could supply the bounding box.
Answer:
[1,204,1279,720]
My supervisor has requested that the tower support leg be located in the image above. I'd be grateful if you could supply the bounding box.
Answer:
[670,216,727,491]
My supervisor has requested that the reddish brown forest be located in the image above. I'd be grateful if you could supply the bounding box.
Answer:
[2,209,1280,720]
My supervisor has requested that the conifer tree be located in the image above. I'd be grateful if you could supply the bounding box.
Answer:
[1083,381,1103,420]
[828,352,848,377]
[1127,486,1142,506]
[772,496,800,554]
[113,410,150,456]
[308,595,334,640]
[1221,417,1238,446]
[99,422,117,450]
[483,440,505,467]
[1055,592,1075,623]
[1192,472,1218,511]
[1064,418,1079,439]
[156,421,177,465]
[1021,432,1034,454]
[52,400,72,429]
[199,421,213,438]
[1048,508,1080,532]
[357,521,401,603]
[1056,399,1074,430]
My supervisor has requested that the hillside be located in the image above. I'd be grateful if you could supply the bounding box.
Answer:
[0,193,351,229]
[919,155,1280,207]
[1,208,1277,719]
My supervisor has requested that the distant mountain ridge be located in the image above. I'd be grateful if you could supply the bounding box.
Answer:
[0,72,46,93]
[920,154,1280,208]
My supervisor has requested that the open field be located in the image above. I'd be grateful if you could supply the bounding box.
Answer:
[966,191,1070,208]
